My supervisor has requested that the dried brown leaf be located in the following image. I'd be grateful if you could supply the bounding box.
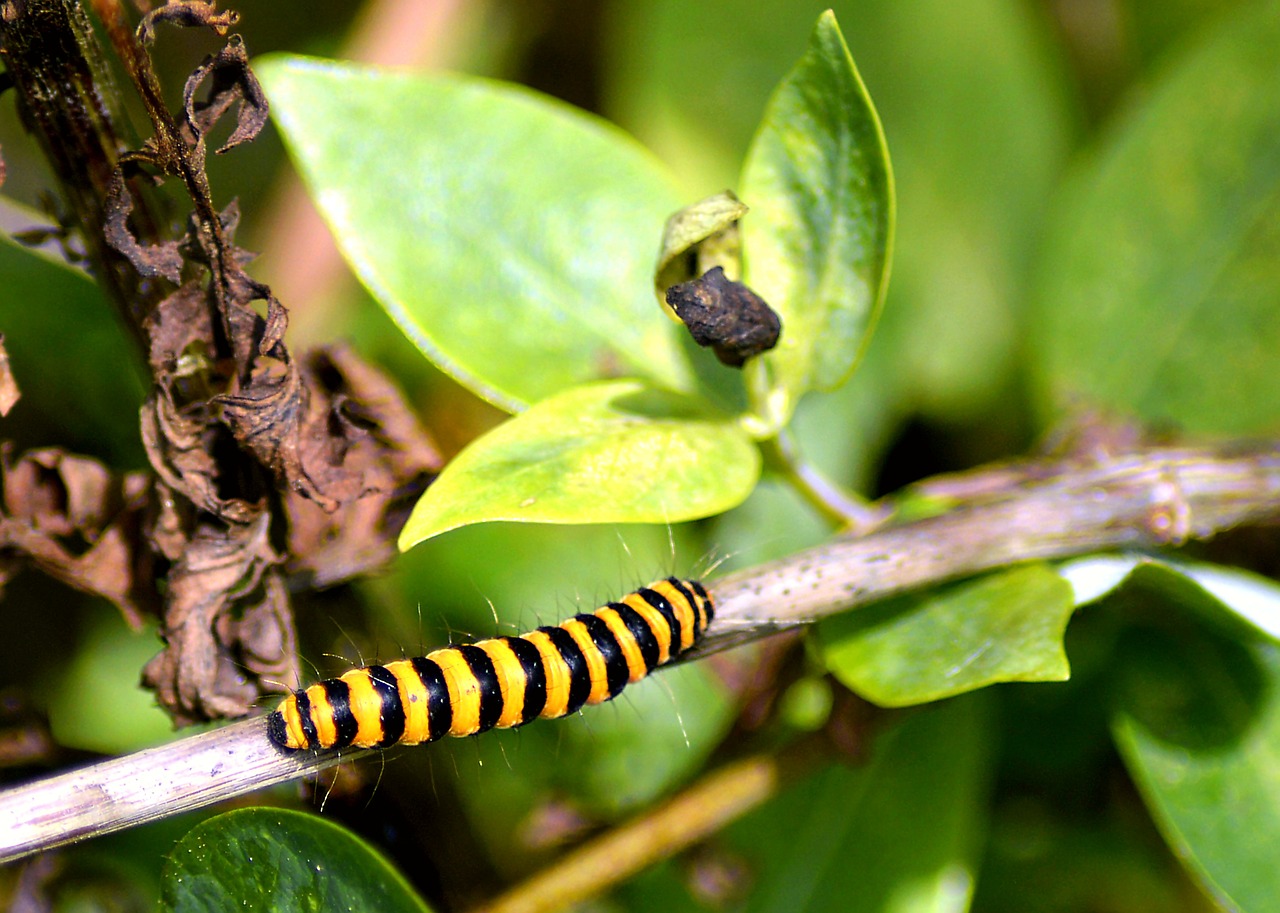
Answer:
[140,511,295,723]
[137,0,239,45]
[284,345,441,587]
[181,35,267,154]
[0,447,157,626]
[104,166,183,282]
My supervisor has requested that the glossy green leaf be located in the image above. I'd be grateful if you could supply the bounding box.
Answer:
[159,808,432,913]
[1032,0,1280,433]
[399,380,760,548]
[1113,614,1280,912]
[816,564,1075,707]
[0,229,144,464]
[739,11,894,427]
[257,55,692,412]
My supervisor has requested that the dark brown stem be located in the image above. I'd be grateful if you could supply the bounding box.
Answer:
[89,0,240,361]
[0,0,171,352]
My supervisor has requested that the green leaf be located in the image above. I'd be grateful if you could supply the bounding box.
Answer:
[0,230,144,464]
[816,564,1075,707]
[698,695,989,913]
[1113,620,1280,912]
[739,11,894,427]
[159,808,432,913]
[1032,0,1280,433]
[654,190,749,303]
[1057,554,1280,642]
[256,55,692,412]
[607,0,1073,425]
[398,379,760,548]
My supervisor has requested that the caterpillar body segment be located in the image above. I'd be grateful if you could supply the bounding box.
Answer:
[267,577,714,751]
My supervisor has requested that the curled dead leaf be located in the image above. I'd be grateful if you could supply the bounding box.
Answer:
[284,345,442,587]
[0,446,157,626]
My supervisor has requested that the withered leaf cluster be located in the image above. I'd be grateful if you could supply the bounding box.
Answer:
[0,1,441,726]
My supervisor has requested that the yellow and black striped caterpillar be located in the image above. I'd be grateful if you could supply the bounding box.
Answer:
[267,577,714,751]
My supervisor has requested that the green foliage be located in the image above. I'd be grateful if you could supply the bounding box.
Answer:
[257,57,691,414]
[1108,564,1280,913]
[740,10,893,430]
[158,809,431,912]
[0,230,145,465]
[395,379,759,546]
[1032,0,1280,432]
[816,565,1075,706]
[260,9,891,543]
[625,696,991,913]
[246,2,1280,909]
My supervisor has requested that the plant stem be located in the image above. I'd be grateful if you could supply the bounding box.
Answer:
[761,430,885,533]
[0,441,1276,863]
[0,0,170,354]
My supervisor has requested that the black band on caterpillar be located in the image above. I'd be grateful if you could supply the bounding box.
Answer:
[267,577,715,751]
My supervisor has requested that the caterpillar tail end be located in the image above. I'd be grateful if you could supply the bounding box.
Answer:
[265,708,297,751]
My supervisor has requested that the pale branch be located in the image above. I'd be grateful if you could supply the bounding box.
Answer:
[0,441,1276,864]
[704,442,1280,640]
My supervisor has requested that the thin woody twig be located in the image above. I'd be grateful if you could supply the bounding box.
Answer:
[469,737,829,913]
[0,442,1276,864]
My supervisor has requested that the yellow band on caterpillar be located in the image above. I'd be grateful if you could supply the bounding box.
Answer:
[266,578,714,751]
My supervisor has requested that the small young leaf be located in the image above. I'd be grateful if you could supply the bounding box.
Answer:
[398,379,760,548]
[739,10,894,427]
[160,808,432,912]
[654,190,749,305]
[257,55,694,412]
[816,564,1074,707]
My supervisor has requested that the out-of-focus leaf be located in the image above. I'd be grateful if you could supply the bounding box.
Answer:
[1113,614,1280,912]
[46,614,173,754]
[159,808,432,912]
[257,55,693,412]
[0,230,144,463]
[622,695,991,913]
[398,380,759,549]
[817,564,1075,707]
[1056,553,1280,641]
[739,11,893,429]
[1032,0,1280,433]
[453,659,733,872]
